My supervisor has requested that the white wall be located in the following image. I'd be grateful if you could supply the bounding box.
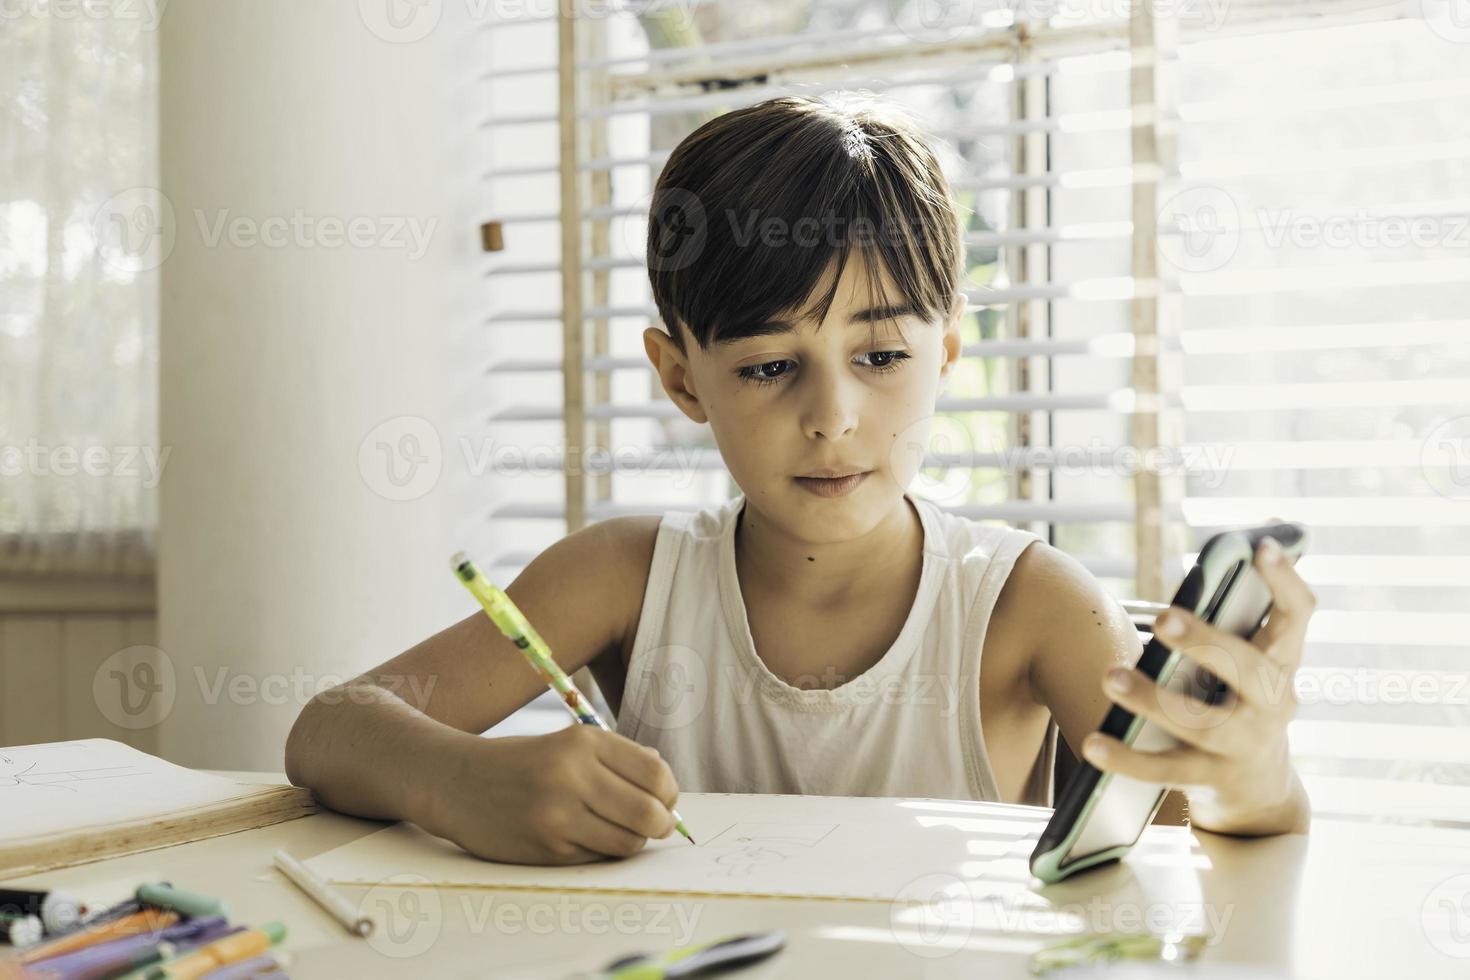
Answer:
[158,3,491,769]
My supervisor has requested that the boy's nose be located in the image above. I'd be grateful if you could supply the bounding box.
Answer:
[801,375,860,441]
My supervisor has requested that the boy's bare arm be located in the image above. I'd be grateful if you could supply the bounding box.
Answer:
[988,543,1192,821]
[1018,541,1311,836]
[283,516,666,862]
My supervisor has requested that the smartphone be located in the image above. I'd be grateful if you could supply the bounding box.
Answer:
[1028,522,1309,884]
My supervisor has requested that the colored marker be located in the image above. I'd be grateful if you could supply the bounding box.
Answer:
[141,921,285,980]
[451,550,695,845]
[18,909,179,965]
[133,884,227,921]
[0,912,42,947]
[23,918,233,980]
[0,889,82,936]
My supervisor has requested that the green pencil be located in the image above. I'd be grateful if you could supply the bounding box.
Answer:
[451,550,695,845]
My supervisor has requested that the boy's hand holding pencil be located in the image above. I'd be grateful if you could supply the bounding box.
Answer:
[413,552,689,867]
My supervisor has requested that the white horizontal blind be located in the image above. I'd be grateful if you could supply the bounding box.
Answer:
[483,3,1162,597]
[481,1,1470,822]
[1164,7,1470,825]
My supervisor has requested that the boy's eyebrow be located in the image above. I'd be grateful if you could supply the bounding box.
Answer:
[713,302,920,349]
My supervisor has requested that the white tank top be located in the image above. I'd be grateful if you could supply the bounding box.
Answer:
[614,489,1058,806]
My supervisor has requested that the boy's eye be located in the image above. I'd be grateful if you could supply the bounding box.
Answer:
[735,351,912,388]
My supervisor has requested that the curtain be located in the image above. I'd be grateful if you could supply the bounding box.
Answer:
[0,13,159,576]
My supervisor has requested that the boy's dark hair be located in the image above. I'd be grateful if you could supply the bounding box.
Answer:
[646,93,965,354]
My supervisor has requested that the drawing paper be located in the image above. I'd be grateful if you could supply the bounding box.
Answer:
[305,793,1056,902]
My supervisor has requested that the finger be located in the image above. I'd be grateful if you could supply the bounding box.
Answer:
[568,804,652,860]
[1081,733,1215,788]
[1153,607,1289,709]
[586,765,675,840]
[597,735,680,809]
[1249,537,1316,669]
[1101,667,1245,756]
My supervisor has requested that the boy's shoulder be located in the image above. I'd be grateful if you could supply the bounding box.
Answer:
[580,515,664,662]
[986,535,1138,698]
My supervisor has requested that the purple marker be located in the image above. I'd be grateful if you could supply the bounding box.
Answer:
[202,952,290,980]
[23,916,234,980]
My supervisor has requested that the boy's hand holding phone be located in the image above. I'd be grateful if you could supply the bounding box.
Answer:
[1079,535,1316,835]
[419,725,682,866]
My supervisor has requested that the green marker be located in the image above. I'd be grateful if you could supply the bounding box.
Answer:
[599,930,786,979]
[451,550,695,845]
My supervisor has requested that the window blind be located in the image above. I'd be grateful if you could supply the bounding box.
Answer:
[480,0,1470,823]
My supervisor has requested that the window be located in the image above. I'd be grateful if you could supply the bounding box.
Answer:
[481,1,1470,823]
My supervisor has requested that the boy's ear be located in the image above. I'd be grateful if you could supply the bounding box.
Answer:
[643,325,709,424]
[937,292,965,387]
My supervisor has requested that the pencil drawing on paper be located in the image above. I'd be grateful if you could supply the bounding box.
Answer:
[698,822,839,879]
[707,845,791,878]
[0,752,149,793]
[705,822,838,848]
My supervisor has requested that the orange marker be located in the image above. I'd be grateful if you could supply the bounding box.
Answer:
[149,921,285,980]
[18,908,179,965]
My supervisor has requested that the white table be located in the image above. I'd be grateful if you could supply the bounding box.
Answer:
[9,773,1470,979]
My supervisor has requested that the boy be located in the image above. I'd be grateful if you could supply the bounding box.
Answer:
[285,94,1314,866]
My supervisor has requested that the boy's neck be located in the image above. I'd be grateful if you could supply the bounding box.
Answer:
[733,491,924,610]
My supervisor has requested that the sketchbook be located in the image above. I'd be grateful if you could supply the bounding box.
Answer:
[0,738,316,878]
[305,792,1054,902]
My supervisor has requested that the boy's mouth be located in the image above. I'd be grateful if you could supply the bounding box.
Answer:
[793,471,870,497]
